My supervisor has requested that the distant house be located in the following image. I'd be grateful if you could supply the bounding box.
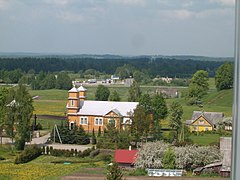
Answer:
[156,88,179,98]
[67,85,138,133]
[185,111,224,132]
[114,149,138,167]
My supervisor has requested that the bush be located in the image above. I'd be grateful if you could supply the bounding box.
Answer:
[97,154,112,162]
[128,168,147,176]
[82,148,92,157]
[14,145,42,164]
[106,162,123,180]
[90,149,100,158]
[0,156,5,160]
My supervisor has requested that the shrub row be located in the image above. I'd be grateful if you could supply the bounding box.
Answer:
[42,146,97,158]
[14,145,42,164]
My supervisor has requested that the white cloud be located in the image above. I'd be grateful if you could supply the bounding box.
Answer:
[209,0,235,6]
[108,0,146,6]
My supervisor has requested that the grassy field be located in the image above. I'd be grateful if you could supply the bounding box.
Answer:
[189,133,221,146]
[29,80,233,120]
[0,156,106,180]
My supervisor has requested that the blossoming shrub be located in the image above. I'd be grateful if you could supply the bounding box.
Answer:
[135,141,222,170]
[14,145,42,164]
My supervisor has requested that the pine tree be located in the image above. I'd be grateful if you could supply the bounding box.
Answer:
[92,128,97,145]
[97,126,101,137]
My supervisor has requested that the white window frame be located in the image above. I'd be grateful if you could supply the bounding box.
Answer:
[94,117,103,126]
[80,116,88,125]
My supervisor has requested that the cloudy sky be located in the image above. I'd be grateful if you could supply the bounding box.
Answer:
[0,0,235,57]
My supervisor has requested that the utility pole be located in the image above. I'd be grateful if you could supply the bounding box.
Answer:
[231,0,240,179]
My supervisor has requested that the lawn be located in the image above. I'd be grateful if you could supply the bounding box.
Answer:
[0,147,107,180]
[0,161,105,180]
[189,133,221,146]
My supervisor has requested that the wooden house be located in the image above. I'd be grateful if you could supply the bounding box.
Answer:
[185,111,224,132]
[67,85,138,132]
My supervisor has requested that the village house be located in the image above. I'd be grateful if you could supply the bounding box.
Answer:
[67,85,138,132]
[185,111,224,132]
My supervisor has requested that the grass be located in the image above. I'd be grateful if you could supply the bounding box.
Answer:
[0,149,107,180]
[189,133,220,146]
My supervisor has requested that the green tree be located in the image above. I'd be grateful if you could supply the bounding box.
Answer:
[55,72,72,90]
[0,88,8,144]
[15,84,34,150]
[169,101,183,142]
[187,70,209,103]
[92,128,97,145]
[131,105,151,146]
[97,126,101,137]
[162,148,176,169]
[95,85,110,101]
[215,62,234,91]
[109,90,121,101]
[42,73,56,89]
[115,64,135,79]
[138,93,168,140]
[106,162,123,180]
[151,94,168,140]
[128,81,141,102]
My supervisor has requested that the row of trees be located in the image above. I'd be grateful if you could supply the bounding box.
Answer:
[182,62,233,105]
[31,72,72,90]
[0,57,224,78]
[0,85,33,150]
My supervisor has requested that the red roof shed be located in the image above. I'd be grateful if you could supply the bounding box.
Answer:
[114,149,138,165]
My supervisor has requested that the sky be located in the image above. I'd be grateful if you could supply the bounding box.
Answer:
[0,0,235,57]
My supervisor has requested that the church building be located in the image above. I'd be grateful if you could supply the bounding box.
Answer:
[67,85,138,132]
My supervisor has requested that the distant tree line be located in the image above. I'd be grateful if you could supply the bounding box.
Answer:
[0,57,224,78]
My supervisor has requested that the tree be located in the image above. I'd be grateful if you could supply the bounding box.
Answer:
[106,162,123,180]
[138,93,168,141]
[97,126,101,137]
[55,72,72,90]
[95,85,110,101]
[109,90,121,101]
[215,62,234,91]
[92,128,97,145]
[187,70,209,103]
[131,105,151,146]
[14,84,34,150]
[169,101,183,142]
[0,88,8,144]
[162,148,176,169]
[128,81,141,102]
[151,94,168,140]
[115,64,136,79]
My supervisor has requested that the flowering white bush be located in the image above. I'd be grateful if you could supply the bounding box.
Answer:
[135,142,222,170]
[135,141,169,168]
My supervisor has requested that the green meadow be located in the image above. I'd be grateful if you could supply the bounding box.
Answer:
[29,78,233,121]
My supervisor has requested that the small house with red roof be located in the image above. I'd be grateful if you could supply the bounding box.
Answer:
[114,149,138,167]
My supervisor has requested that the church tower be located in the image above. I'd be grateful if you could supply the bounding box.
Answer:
[78,85,87,101]
[67,85,80,114]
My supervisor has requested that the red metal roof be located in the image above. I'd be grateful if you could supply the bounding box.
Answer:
[114,149,138,164]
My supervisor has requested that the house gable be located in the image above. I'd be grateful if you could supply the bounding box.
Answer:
[192,115,213,127]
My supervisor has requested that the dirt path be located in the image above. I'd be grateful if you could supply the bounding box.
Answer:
[61,173,229,180]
